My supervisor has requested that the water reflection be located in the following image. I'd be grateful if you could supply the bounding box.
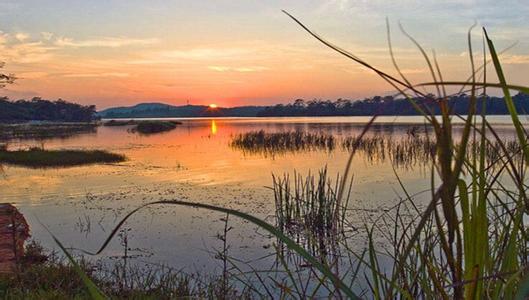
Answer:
[210,120,218,135]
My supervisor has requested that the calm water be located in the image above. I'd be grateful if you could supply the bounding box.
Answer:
[0,116,524,275]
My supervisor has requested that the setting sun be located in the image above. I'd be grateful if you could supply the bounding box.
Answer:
[209,104,218,109]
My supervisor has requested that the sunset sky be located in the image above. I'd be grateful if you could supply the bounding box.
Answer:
[1,0,529,109]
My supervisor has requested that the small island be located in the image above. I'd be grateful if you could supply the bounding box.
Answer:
[0,147,125,168]
[103,120,182,134]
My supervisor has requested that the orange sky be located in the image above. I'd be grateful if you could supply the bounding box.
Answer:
[1,1,529,109]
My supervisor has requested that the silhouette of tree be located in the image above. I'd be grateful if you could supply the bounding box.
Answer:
[257,94,529,117]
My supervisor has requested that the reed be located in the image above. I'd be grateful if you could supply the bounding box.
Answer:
[232,130,524,170]
[231,130,335,157]
[272,168,350,260]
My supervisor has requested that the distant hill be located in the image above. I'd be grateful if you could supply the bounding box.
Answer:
[97,103,267,118]
[98,93,529,119]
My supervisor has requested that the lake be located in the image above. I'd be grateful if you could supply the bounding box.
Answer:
[0,115,525,280]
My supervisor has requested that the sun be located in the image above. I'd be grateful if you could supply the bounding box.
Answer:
[209,103,218,109]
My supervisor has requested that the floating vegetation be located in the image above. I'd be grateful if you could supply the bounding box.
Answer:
[272,168,349,260]
[0,123,97,141]
[0,148,125,168]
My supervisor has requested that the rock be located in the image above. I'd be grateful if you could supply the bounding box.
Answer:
[0,203,30,274]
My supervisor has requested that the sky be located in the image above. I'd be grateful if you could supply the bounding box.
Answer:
[1,0,529,109]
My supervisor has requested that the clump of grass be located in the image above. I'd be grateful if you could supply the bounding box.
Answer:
[272,168,350,259]
[0,148,125,168]
[231,130,335,157]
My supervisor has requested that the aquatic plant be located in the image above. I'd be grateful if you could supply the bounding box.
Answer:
[272,168,350,260]
[230,130,335,157]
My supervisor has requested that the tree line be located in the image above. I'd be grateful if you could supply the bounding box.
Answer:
[257,93,529,116]
[0,97,98,123]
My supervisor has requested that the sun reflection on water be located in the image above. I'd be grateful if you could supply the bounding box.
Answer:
[211,120,217,135]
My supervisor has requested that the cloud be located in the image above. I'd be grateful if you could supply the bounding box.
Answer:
[55,36,158,48]
[15,33,29,42]
[501,55,529,65]
[208,65,269,72]
[129,47,256,65]
[41,32,53,40]
[18,71,48,79]
[62,72,130,78]
[0,41,56,63]
[0,31,9,44]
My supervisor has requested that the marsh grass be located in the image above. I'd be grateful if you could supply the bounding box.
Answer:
[232,130,524,170]
[0,148,125,168]
[231,130,336,157]
[272,168,350,260]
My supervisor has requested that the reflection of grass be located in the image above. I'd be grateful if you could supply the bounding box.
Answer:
[0,148,125,168]
[0,123,97,141]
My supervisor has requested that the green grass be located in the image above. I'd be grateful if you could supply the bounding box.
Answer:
[272,168,348,246]
[0,148,125,168]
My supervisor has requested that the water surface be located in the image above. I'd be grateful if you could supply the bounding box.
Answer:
[0,116,523,274]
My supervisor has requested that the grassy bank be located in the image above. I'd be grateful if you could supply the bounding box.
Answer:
[0,148,125,168]
[0,241,245,299]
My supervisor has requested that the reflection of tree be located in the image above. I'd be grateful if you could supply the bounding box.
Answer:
[0,62,15,89]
